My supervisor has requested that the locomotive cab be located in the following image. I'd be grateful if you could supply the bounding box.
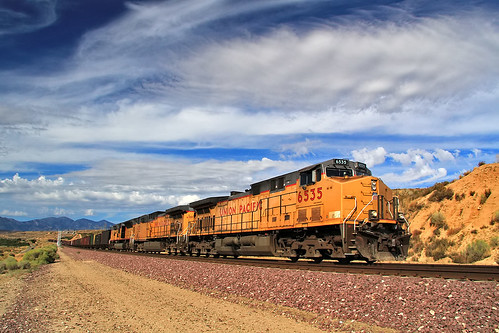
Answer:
[296,158,410,262]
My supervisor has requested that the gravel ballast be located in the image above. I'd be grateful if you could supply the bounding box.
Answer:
[64,248,498,332]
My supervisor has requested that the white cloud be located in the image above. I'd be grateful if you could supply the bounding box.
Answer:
[0,157,299,219]
[434,149,455,162]
[176,14,499,112]
[280,139,319,158]
[0,0,58,35]
[54,207,73,216]
[0,209,27,217]
[351,147,387,167]
[379,148,456,185]
[0,173,64,193]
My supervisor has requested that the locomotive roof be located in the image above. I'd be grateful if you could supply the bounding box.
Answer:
[247,158,371,192]
[190,196,228,209]
[164,205,193,215]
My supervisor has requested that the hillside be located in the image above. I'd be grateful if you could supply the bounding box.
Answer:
[0,217,113,232]
[395,163,499,264]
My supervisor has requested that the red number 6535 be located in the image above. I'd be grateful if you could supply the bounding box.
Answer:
[298,187,322,203]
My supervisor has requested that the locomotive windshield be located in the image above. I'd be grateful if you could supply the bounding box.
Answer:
[326,167,353,177]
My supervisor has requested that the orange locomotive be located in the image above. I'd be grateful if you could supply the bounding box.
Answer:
[109,158,411,262]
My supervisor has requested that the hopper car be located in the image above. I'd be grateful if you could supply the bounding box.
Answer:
[69,158,411,263]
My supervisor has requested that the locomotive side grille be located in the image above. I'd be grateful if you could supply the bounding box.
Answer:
[298,209,307,222]
[311,207,321,222]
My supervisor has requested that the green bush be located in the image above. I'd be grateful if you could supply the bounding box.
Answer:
[0,245,58,273]
[453,240,491,263]
[409,233,424,254]
[430,212,448,230]
[23,245,58,266]
[0,238,30,247]
[464,240,491,263]
[450,252,466,264]
[480,189,492,205]
[428,183,454,202]
[490,236,499,248]
[17,260,31,269]
[425,238,452,261]
[3,256,19,270]
[491,211,499,225]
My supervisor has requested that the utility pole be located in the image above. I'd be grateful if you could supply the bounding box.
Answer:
[57,230,62,247]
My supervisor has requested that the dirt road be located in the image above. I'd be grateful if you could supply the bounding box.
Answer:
[1,250,324,332]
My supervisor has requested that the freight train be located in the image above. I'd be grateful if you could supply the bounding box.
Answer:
[66,158,411,263]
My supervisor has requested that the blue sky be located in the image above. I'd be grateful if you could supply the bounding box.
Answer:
[1,0,498,223]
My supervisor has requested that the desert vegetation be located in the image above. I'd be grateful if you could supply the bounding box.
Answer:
[0,232,59,274]
[0,244,58,274]
[401,162,499,264]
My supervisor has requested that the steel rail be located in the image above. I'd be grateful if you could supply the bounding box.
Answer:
[82,248,499,281]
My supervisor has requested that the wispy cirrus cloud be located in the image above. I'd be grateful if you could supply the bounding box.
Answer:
[0,0,57,35]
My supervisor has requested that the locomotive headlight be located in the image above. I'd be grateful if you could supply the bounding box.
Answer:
[371,179,377,191]
[369,210,378,221]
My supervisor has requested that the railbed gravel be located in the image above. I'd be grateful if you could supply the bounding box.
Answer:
[64,248,497,332]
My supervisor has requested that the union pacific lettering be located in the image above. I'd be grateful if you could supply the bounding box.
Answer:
[220,200,261,216]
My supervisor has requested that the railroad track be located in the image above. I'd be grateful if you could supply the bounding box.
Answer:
[89,249,499,281]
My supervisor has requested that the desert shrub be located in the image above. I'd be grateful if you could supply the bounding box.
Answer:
[470,191,475,197]
[3,256,19,271]
[450,252,467,264]
[491,211,499,225]
[407,201,425,215]
[425,238,452,261]
[428,183,454,202]
[471,229,478,234]
[0,238,30,247]
[410,233,424,254]
[22,245,58,267]
[454,193,465,201]
[478,161,486,166]
[430,212,448,230]
[463,240,491,263]
[412,229,422,237]
[17,260,31,269]
[490,236,499,248]
[460,170,471,179]
[480,189,492,205]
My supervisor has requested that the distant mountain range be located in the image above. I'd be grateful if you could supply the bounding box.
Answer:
[0,216,114,231]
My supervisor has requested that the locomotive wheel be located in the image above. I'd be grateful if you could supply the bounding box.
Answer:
[337,258,351,264]
[312,257,323,264]
[289,256,299,263]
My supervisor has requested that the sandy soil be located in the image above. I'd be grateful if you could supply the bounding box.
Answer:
[1,250,324,332]
[0,273,23,317]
